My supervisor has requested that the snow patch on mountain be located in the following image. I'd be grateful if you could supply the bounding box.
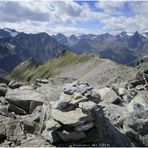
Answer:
[142,33,148,39]
[4,28,19,37]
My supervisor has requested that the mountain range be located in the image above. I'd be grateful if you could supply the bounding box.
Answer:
[0,28,69,72]
[53,31,148,65]
[0,28,148,74]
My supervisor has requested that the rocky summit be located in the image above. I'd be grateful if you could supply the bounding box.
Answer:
[0,68,147,147]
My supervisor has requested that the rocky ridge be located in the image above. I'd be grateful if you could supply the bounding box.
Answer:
[0,69,147,147]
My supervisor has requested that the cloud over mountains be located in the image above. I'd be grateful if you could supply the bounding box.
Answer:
[0,0,147,35]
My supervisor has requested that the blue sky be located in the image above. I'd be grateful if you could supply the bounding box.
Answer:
[0,1,147,35]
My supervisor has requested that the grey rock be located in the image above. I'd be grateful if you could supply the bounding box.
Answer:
[6,89,46,114]
[0,97,7,105]
[103,104,126,126]
[127,91,148,112]
[79,101,97,111]
[111,82,128,96]
[123,110,148,146]
[52,108,92,126]
[93,87,120,104]
[63,84,77,95]
[43,130,61,144]
[45,119,61,131]
[70,96,88,105]
[21,106,42,134]
[36,83,62,101]
[52,92,72,109]
[77,83,93,95]
[39,101,51,132]
[63,82,93,95]
[0,117,25,145]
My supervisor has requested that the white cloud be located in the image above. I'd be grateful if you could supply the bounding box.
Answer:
[95,1,125,14]
[0,1,147,35]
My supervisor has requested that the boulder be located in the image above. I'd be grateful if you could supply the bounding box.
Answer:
[123,110,148,146]
[79,101,97,111]
[0,116,25,145]
[52,108,92,126]
[103,104,126,126]
[93,87,120,104]
[111,82,128,96]
[6,89,46,114]
[58,130,86,142]
[77,83,93,95]
[127,91,148,112]
[36,83,62,101]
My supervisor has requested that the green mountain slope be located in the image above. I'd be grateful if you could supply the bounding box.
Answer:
[7,52,137,88]
[7,52,93,82]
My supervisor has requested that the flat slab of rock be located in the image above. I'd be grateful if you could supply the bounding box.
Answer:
[79,101,97,111]
[52,108,92,126]
[6,89,46,114]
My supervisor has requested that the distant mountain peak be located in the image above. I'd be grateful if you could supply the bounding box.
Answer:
[0,28,19,38]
